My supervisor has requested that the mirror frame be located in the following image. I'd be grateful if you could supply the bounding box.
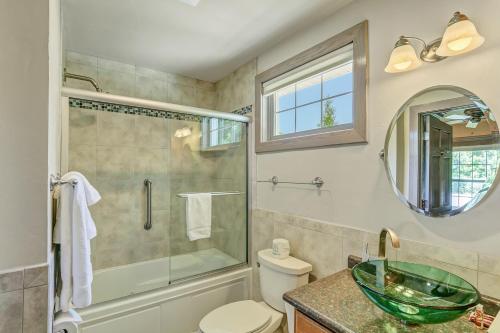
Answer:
[383,85,500,217]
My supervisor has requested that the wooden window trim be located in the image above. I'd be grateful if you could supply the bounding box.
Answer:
[255,20,368,153]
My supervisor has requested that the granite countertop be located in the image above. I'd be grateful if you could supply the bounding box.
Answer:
[284,269,484,333]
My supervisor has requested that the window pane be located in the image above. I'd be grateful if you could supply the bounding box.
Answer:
[460,165,472,180]
[460,151,472,164]
[275,110,295,135]
[210,130,218,146]
[452,165,459,179]
[210,118,219,130]
[472,150,486,164]
[277,86,295,111]
[221,127,233,144]
[296,102,321,132]
[323,93,353,126]
[296,75,321,106]
[473,164,487,181]
[234,124,241,142]
[323,63,353,98]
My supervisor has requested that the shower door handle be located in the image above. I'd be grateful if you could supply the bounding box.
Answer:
[144,179,152,230]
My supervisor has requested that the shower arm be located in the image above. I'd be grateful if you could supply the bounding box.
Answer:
[64,68,102,92]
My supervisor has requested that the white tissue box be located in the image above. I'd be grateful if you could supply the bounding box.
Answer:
[272,238,290,259]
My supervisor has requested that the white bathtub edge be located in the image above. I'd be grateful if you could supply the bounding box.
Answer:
[78,267,252,326]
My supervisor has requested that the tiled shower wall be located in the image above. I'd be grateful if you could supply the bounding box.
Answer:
[252,208,500,301]
[64,51,217,109]
[0,265,48,333]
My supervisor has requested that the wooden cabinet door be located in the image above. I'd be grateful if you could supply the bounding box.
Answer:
[295,310,334,333]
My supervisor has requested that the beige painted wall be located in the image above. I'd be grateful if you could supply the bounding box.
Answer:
[254,0,500,257]
[0,0,50,271]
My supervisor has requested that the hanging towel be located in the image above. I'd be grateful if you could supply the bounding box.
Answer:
[53,172,101,312]
[186,193,212,241]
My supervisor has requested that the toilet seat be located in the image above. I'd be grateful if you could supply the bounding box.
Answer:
[199,300,282,333]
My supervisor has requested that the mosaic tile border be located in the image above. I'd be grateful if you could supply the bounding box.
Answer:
[70,98,202,122]
[232,105,253,115]
[69,98,252,122]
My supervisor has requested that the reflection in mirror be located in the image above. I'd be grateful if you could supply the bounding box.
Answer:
[385,86,500,217]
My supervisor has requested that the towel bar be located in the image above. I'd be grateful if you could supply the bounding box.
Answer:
[50,174,78,191]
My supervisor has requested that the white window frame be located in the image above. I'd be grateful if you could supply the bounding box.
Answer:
[201,117,242,150]
[255,21,368,153]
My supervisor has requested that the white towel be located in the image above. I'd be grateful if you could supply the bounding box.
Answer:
[53,172,101,311]
[185,193,212,241]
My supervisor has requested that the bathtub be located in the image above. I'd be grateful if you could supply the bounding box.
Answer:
[77,249,250,333]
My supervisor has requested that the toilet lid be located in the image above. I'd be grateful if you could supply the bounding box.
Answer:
[200,300,272,333]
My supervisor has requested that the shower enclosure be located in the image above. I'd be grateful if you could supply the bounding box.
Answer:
[61,88,248,304]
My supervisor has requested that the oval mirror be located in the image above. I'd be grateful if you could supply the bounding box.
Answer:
[384,86,500,217]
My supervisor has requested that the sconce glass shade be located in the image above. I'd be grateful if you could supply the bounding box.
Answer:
[385,38,422,73]
[436,12,485,56]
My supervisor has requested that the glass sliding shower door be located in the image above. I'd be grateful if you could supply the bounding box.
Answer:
[65,97,247,304]
[169,117,248,282]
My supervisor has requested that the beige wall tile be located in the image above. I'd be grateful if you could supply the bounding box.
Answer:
[0,271,23,294]
[134,117,169,148]
[97,112,136,146]
[0,290,23,333]
[136,67,166,81]
[478,272,500,299]
[167,83,196,106]
[66,51,98,67]
[69,144,96,178]
[97,146,135,180]
[478,254,500,276]
[23,285,48,333]
[397,239,478,270]
[196,87,217,109]
[23,265,48,289]
[165,73,197,87]
[215,59,256,112]
[97,69,135,96]
[97,57,135,74]
[274,220,343,280]
[69,108,97,146]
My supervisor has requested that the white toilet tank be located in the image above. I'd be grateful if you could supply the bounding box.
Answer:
[258,249,312,313]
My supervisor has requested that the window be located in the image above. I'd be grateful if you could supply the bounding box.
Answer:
[202,118,241,149]
[255,21,368,153]
[451,149,499,207]
[266,56,353,138]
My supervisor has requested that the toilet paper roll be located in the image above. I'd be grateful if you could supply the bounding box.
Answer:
[272,238,290,259]
[53,309,82,333]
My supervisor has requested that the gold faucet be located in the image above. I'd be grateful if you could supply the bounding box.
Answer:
[378,228,400,258]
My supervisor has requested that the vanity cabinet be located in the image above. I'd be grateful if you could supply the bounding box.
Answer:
[295,310,336,333]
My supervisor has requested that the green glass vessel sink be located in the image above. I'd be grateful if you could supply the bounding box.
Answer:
[352,260,480,324]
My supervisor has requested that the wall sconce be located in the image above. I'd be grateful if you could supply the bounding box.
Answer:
[174,127,192,138]
[385,12,484,73]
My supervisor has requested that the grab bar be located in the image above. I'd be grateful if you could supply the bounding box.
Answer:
[144,179,152,230]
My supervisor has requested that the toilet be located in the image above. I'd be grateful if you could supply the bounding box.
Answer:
[199,249,312,333]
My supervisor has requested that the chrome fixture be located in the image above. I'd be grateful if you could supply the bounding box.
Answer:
[176,191,241,198]
[144,179,152,230]
[385,12,484,73]
[378,228,400,258]
[257,176,325,188]
[64,68,102,92]
[50,174,78,191]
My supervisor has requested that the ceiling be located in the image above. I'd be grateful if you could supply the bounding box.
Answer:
[62,0,352,82]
